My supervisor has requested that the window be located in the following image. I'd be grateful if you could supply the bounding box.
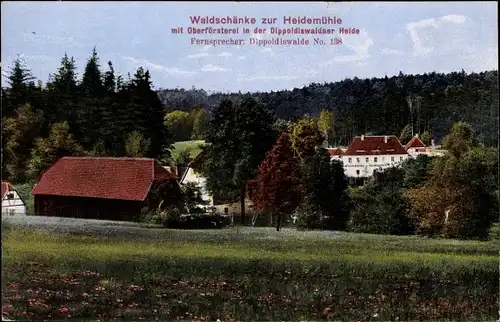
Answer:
[400,156,403,161]
[374,157,378,163]
[348,158,352,163]
[356,157,360,163]
[9,209,15,216]
[6,193,14,199]
[366,157,369,163]
[391,157,394,162]
[224,207,229,214]
[356,170,360,175]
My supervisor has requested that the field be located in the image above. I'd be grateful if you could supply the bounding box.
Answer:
[171,140,205,160]
[2,224,499,321]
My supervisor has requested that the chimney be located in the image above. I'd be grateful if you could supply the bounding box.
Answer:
[361,135,364,141]
[415,133,419,138]
[384,136,388,143]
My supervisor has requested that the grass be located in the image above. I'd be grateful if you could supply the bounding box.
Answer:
[171,140,205,160]
[2,226,499,321]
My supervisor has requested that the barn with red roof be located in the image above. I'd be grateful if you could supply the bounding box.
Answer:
[32,157,182,220]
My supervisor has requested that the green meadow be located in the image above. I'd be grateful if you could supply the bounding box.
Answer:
[171,140,205,160]
[2,226,498,321]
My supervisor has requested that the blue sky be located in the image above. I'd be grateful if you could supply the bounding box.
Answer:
[1,1,498,92]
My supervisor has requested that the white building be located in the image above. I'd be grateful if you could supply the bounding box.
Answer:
[2,181,26,216]
[333,135,410,178]
[327,147,345,161]
[405,135,446,158]
[179,151,256,216]
[179,151,214,210]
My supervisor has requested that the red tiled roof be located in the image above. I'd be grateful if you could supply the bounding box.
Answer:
[344,136,408,156]
[32,157,177,201]
[405,136,426,150]
[327,148,344,157]
[1,181,14,198]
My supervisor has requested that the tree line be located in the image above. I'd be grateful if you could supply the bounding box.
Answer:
[158,70,499,147]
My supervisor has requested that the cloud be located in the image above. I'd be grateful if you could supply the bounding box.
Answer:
[22,32,79,46]
[381,48,404,56]
[238,74,299,82]
[187,52,209,58]
[14,54,55,63]
[217,52,233,57]
[406,14,471,56]
[201,64,230,72]
[121,56,196,76]
[238,56,246,60]
[324,29,374,64]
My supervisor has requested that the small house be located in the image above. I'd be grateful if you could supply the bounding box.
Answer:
[180,151,214,210]
[1,181,27,216]
[327,147,344,161]
[32,157,182,221]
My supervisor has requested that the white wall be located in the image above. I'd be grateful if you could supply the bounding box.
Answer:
[180,167,214,207]
[340,154,410,177]
[408,147,446,158]
[2,189,26,216]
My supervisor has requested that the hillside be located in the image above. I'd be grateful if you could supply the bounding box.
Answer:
[157,70,499,146]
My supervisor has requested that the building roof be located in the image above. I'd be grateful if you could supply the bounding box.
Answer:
[1,181,14,198]
[327,148,344,157]
[188,151,205,169]
[405,136,427,150]
[32,157,177,201]
[344,135,408,156]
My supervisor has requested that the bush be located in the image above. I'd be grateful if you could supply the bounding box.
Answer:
[166,213,232,229]
[295,196,323,230]
[488,223,499,241]
[348,187,414,235]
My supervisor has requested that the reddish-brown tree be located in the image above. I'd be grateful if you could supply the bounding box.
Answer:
[247,132,305,231]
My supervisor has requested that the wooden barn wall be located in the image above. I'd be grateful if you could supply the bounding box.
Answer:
[34,195,143,221]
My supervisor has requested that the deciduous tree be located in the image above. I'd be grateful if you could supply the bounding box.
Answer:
[317,110,334,145]
[291,116,324,158]
[203,98,276,224]
[247,132,304,231]
[124,131,150,157]
[27,122,84,180]
[2,103,44,183]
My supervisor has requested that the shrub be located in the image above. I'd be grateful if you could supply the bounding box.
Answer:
[295,196,323,230]
[166,213,231,229]
[348,186,414,235]
[488,223,499,241]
